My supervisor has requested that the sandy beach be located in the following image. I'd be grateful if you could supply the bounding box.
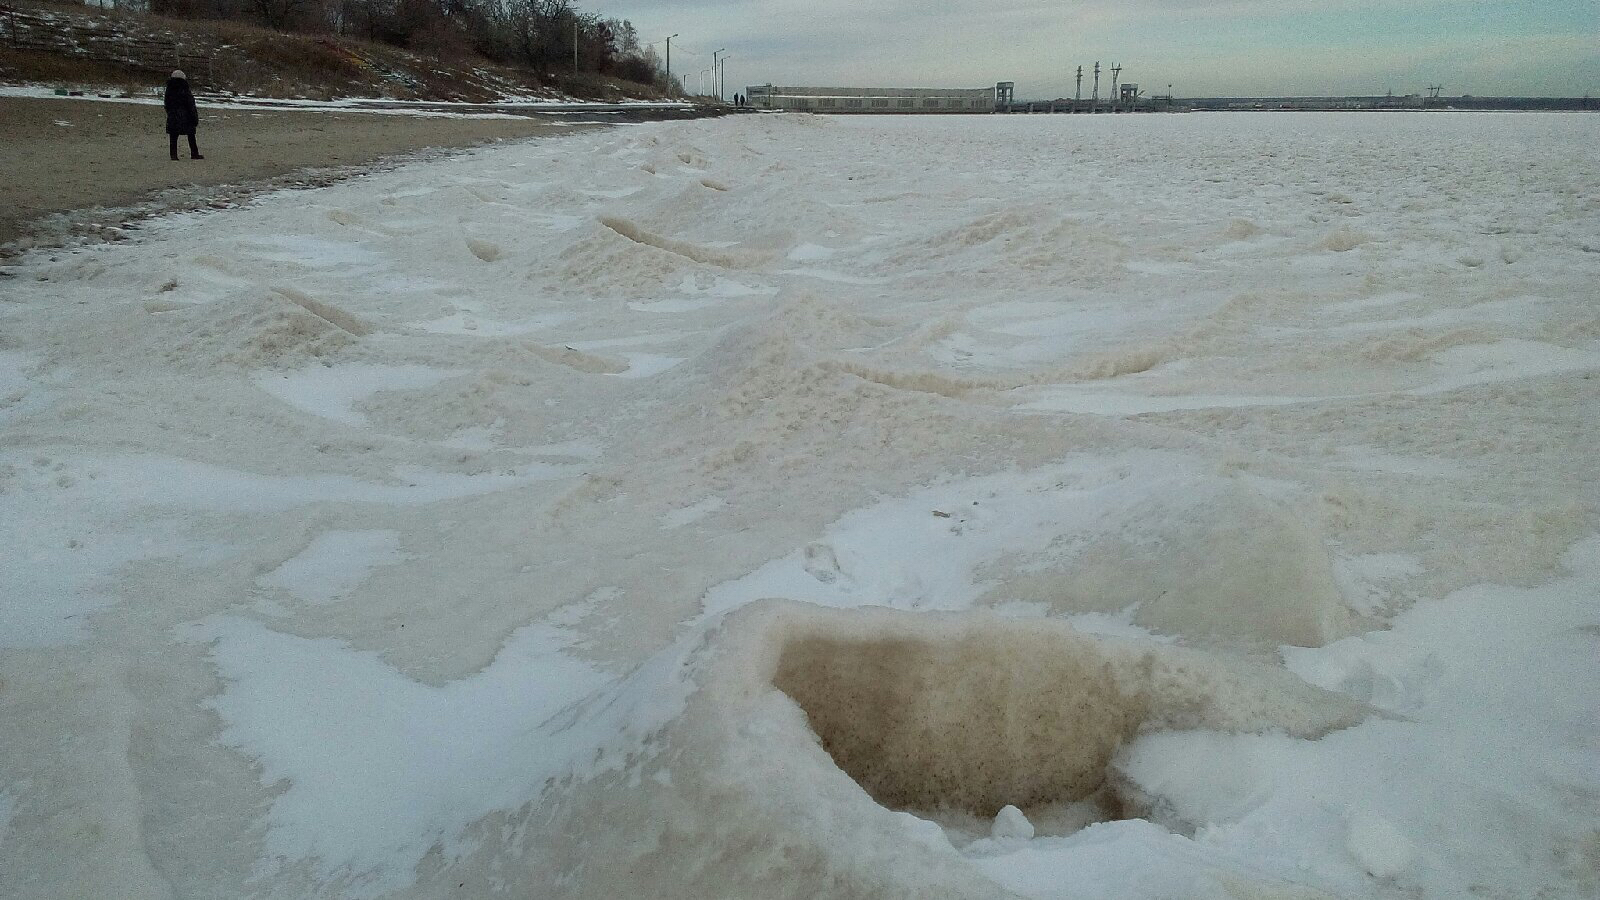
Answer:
[0,96,585,252]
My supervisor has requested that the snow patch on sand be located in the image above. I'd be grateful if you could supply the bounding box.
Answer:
[185,616,613,897]
[258,530,407,605]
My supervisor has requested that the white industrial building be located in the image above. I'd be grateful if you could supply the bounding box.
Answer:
[745,85,999,113]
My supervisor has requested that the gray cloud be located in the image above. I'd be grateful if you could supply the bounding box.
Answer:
[603,0,1597,96]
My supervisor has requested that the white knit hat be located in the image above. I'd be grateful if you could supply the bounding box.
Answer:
[171,70,186,80]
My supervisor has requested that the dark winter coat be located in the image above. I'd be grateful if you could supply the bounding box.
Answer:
[164,77,198,135]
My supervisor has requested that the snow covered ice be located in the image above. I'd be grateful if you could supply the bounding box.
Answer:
[1,111,1597,899]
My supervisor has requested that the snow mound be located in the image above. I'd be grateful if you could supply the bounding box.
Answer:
[166,290,361,368]
[272,286,373,336]
[769,604,1365,818]
[465,237,502,262]
[1048,484,1353,647]
[970,477,1355,648]
[992,805,1035,841]
[1319,228,1373,252]
[894,208,1128,281]
[597,216,765,269]
[533,600,1368,897]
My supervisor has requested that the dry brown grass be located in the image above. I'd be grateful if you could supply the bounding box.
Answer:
[0,48,148,92]
[2,0,663,102]
[551,70,671,102]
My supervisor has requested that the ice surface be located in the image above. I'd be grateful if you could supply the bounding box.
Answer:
[254,364,459,425]
[701,457,1354,646]
[0,350,31,400]
[0,351,50,425]
[70,454,576,510]
[659,495,725,528]
[258,530,407,605]
[1117,539,1600,898]
[2,112,1597,899]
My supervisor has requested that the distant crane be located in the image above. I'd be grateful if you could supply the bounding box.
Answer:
[1110,63,1122,111]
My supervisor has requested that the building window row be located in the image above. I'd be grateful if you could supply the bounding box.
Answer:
[766,94,994,111]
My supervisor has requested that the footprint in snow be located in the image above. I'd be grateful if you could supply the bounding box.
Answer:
[803,543,842,584]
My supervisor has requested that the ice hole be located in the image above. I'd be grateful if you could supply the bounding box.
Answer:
[772,631,1145,835]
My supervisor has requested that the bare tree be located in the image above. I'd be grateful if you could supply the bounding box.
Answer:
[142,0,663,87]
[251,0,312,30]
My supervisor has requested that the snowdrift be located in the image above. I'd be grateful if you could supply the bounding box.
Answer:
[527,600,1368,898]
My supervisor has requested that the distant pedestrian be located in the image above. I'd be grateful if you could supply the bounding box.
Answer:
[164,70,203,161]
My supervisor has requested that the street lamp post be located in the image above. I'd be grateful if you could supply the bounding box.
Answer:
[665,33,678,97]
[712,48,726,100]
[720,55,730,102]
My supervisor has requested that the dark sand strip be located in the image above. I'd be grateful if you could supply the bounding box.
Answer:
[0,96,590,253]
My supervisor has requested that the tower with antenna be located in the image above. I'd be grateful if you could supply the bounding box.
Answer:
[1110,63,1122,111]
[1092,61,1100,109]
[1075,65,1083,112]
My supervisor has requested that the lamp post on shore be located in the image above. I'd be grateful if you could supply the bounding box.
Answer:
[712,48,726,100]
[665,33,678,97]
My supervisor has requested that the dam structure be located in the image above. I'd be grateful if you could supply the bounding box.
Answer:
[745,84,1000,113]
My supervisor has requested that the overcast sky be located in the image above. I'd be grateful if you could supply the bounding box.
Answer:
[598,0,1597,98]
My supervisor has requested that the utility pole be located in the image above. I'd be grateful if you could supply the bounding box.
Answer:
[721,55,730,101]
[1110,63,1121,112]
[573,17,579,71]
[1075,65,1083,112]
[665,33,678,97]
[713,48,726,100]
[1092,61,1100,109]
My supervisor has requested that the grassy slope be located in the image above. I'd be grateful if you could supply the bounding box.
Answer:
[0,0,669,102]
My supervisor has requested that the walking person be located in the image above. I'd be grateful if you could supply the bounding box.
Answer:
[164,70,203,160]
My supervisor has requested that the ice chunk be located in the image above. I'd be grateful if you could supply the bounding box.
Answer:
[992,805,1035,841]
